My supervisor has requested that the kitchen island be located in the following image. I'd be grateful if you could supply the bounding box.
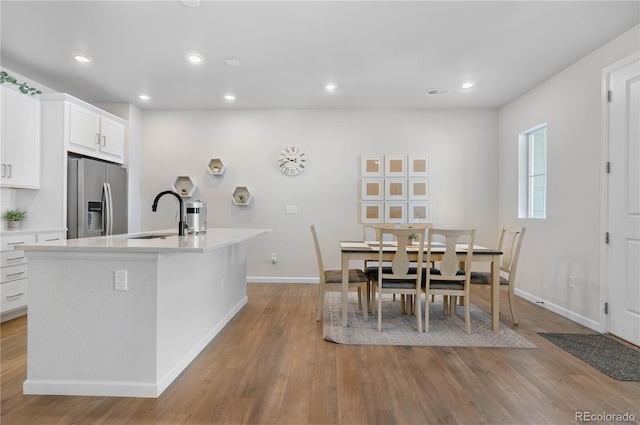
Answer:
[20,228,270,398]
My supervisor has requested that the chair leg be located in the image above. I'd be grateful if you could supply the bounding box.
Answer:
[415,292,422,332]
[508,287,519,325]
[449,296,456,316]
[357,287,362,310]
[362,284,368,320]
[315,280,326,322]
[463,293,471,334]
[377,287,383,332]
[424,292,430,332]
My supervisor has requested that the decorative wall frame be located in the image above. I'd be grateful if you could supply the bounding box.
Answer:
[384,178,407,200]
[384,202,407,223]
[384,155,407,177]
[361,155,383,177]
[361,178,384,200]
[408,155,430,177]
[360,154,431,225]
[361,201,384,223]
[408,178,430,200]
[408,201,430,223]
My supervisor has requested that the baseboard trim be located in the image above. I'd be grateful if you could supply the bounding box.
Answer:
[515,289,603,332]
[247,277,318,284]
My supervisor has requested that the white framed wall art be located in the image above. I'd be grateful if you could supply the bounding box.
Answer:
[361,155,384,177]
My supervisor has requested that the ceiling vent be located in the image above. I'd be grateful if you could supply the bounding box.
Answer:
[425,89,451,96]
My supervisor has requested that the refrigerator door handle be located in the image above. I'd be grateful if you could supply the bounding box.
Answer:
[105,182,114,235]
[102,182,108,235]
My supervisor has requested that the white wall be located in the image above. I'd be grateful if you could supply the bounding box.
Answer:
[497,25,639,328]
[140,109,499,281]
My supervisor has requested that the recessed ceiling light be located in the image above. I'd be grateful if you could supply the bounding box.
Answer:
[187,54,204,64]
[461,82,474,89]
[139,95,150,101]
[224,58,240,66]
[181,0,200,7]
[324,83,337,91]
[73,54,91,63]
[224,94,236,101]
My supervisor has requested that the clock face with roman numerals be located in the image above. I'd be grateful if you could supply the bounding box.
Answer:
[277,145,307,176]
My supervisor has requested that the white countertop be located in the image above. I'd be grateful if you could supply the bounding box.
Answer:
[19,228,271,253]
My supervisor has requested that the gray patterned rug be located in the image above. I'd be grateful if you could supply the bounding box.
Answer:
[323,293,537,348]
[539,333,640,381]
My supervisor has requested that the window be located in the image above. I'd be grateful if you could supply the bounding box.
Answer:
[519,124,547,218]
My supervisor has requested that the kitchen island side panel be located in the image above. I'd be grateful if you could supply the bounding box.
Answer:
[23,251,160,397]
[155,242,248,393]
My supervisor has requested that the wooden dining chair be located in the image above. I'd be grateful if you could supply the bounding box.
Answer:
[311,225,369,322]
[370,224,430,332]
[470,225,526,325]
[423,228,475,334]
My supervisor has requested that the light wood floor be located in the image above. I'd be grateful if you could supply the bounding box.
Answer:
[2,283,639,425]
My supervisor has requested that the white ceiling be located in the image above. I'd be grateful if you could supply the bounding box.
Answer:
[1,1,638,110]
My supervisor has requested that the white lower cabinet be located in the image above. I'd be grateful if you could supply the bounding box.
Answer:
[0,229,66,321]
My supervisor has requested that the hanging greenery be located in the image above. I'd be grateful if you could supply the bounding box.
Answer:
[0,71,42,96]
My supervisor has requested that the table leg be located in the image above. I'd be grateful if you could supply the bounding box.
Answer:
[341,253,349,327]
[491,255,500,331]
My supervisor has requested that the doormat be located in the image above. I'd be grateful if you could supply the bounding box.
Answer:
[539,333,640,381]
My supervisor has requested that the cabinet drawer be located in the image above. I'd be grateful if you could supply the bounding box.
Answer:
[1,233,36,251]
[1,264,28,283]
[36,232,66,243]
[1,250,27,267]
[0,278,27,313]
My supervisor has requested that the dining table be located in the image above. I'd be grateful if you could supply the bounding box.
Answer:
[339,240,503,331]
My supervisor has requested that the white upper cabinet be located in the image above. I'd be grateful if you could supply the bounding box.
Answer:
[67,101,125,162]
[97,115,125,158]
[41,93,126,164]
[0,86,41,189]
[68,103,100,150]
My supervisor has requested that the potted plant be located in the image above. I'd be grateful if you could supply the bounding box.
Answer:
[3,208,26,229]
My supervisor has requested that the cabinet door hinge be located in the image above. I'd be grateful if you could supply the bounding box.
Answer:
[605,232,610,244]
[606,162,611,174]
[604,302,608,315]
[607,90,613,102]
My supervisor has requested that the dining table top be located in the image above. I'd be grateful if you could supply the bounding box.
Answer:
[340,240,502,256]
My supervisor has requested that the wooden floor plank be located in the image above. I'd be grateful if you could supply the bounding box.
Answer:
[2,283,639,424]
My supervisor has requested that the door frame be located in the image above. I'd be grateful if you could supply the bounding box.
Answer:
[599,50,640,334]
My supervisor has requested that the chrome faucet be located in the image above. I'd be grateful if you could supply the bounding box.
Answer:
[152,190,185,236]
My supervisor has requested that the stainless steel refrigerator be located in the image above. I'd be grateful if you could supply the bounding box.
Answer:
[67,156,128,239]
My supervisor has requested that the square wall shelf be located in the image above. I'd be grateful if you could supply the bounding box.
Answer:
[207,158,227,175]
[232,186,253,205]
[172,176,197,197]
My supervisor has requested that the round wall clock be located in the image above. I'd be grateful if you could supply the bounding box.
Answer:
[277,145,307,176]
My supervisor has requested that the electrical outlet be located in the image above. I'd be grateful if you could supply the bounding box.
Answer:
[114,270,128,291]
[568,275,575,289]
[271,253,277,264]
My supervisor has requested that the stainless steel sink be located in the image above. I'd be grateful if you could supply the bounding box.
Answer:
[127,233,176,240]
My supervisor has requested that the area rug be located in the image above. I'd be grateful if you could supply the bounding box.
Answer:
[323,293,537,348]
[539,333,640,381]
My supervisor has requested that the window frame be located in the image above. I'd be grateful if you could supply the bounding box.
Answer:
[518,123,547,219]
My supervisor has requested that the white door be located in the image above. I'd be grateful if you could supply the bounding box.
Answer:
[607,55,640,345]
